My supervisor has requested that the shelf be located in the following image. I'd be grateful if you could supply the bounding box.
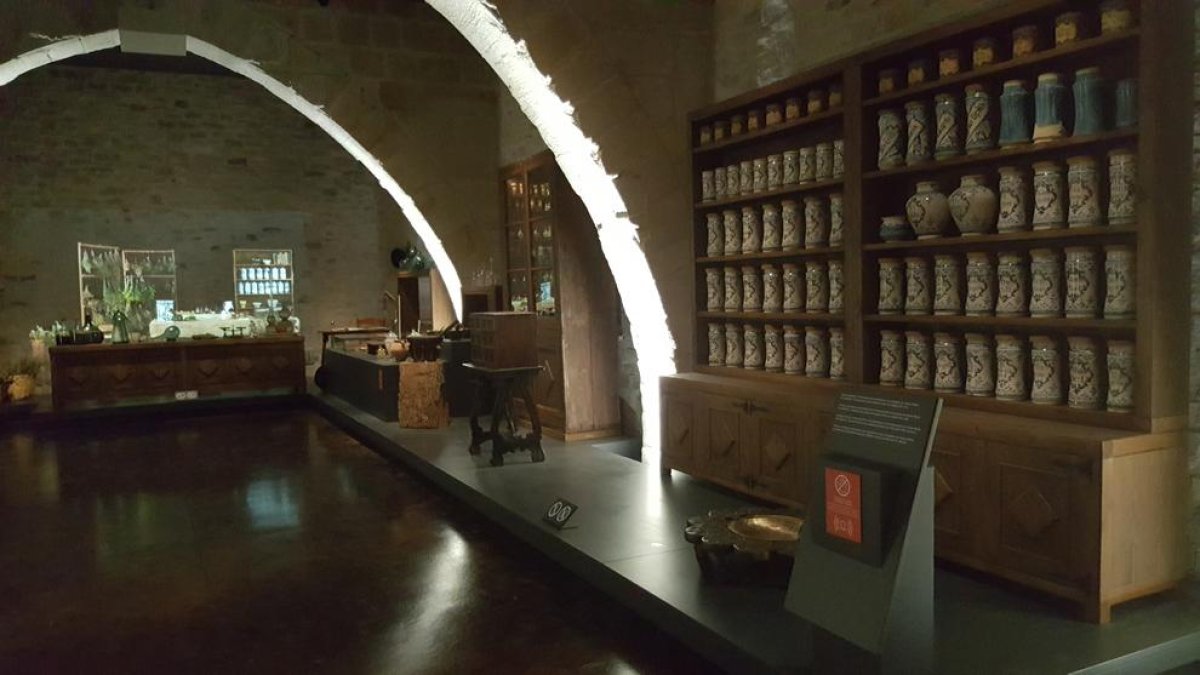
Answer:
[695,364,847,387]
[697,246,844,264]
[138,274,177,278]
[696,177,844,209]
[864,128,1138,180]
[698,310,844,324]
[864,314,1136,333]
[693,108,844,155]
[863,29,1141,107]
[863,225,1136,252]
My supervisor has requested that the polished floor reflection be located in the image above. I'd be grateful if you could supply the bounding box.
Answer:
[0,410,717,674]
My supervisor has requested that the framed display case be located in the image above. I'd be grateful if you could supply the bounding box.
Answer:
[233,248,294,314]
[122,249,177,321]
[77,242,123,327]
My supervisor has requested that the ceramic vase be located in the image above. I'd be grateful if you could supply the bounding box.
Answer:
[999,80,1032,147]
[1032,161,1065,229]
[965,84,995,153]
[785,98,801,121]
[994,334,1028,400]
[783,264,803,312]
[829,193,844,247]
[1067,336,1101,409]
[706,213,722,256]
[724,322,742,367]
[948,174,998,235]
[1067,156,1102,227]
[752,158,767,193]
[782,200,802,250]
[1103,244,1136,319]
[938,49,962,78]
[742,206,761,254]
[1107,149,1136,225]
[1106,340,1135,412]
[730,114,745,137]
[739,160,753,195]
[1030,335,1063,405]
[764,324,783,373]
[934,93,961,160]
[829,327,845,381]
[1033,73,1067,143]
[904,256,932,315]
[904,331,932,390]
[723,209,741,253]
[714,167,727,200]
[906,181,952,239]
[698,125,712,146]
[767,154,783,191]
[833,139,845,178]
[828,259,844,313]
[934,254,962,315]
[878,258,904,315]
[1029,248,1063,317]
[965,333,995,396]
[934,332,964,393]
[878,69,900,95]
[762,204,782,251]
[762,264,782,313]
[880,330,904,386]
[815,142,833,181]
[996,251,1028,317]
[713,120,728,142]
[804,196,828,248]
[1072,68,1104,137]
[747,109,762,132]
[701,170,714,202]
[705,268,723,311]
[808,88,826,114]
[878,108,905,169]
[723,266,741,312]
[798,147,816,183]
[1064,247,1099,318]
[783,150,799,185]
[1055,12,1085,46]
[742,265,762,312]
[708,323,725,366]
[1115,78,1138,129]
[743,324,764,370]
[766,104,783,126]
[908,59,932,86]
[997,166,1030,232]
[905,100,932,164]
[965,252,995,316]
[784,326,804,375]
[805,327,829,378]
[973,38,997,67]
[880,215,914,242]
[806,260,828,313]
[1012,25,1038,57]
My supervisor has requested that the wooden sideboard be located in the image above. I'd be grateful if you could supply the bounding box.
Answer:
[50,336,305,410]
[662,373,1187,623]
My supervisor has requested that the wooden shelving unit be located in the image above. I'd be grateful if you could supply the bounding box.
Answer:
[667,0,1190,623]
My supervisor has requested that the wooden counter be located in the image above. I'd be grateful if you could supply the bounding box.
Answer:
[50,336,305,410]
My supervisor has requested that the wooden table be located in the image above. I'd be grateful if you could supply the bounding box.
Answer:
[463,363,544,466]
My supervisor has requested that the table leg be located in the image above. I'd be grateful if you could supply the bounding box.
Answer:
[519,376,545,463]
[489,378,511,466]
[467,377,486,456]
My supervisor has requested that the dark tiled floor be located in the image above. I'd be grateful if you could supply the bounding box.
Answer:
[0,410,718,675]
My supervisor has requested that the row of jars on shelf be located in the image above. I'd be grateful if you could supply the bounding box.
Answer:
[877,245,1133,319]
[885,149,1134,241]
[700,140,846,203]
[879,330,1132,412]
[697,86,842,146]
[708,261,844,314]
[708,323,844,379]
[874,2,1135,98]
[877,67,1136,171]
[706,194,844,256]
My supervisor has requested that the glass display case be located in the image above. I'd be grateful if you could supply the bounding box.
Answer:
[122,249,177,321]
[77,243,123,328]
[503,162,557,316]
[233,248,294,315]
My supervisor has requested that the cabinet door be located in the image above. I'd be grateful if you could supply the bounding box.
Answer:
[931,433,976,559]
[661,392,696,471]
[740,399,802,502]
[796,411,834,507]
[990,442,1098,589]
[699,393,745,478]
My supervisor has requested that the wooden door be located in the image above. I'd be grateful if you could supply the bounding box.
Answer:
[740,395,802,503]
[661,392,696,472]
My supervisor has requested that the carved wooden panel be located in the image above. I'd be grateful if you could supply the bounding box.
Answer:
[741,411,800,500]
[703,395,743,477]
[931,433,971,558]
[662,393,695,469]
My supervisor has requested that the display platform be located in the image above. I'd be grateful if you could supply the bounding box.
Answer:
[311,389,1200,675]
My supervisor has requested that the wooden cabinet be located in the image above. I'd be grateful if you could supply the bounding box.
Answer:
[501,152,620,441]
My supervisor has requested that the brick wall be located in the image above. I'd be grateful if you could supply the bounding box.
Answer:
[0,64,415,362]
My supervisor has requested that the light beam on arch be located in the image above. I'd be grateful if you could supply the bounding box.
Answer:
[0,30,464,320]
[427,0,677,462]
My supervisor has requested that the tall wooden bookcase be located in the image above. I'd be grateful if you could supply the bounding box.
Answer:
[501,151,621,441]
[664,0,1190,622]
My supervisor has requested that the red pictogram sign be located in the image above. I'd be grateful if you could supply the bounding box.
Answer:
[824,467,862,544]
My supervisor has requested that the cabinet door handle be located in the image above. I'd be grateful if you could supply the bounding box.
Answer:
[674,428,690,444]
[774,452,793,472]
[731,400,749,412]
[746,401,768,415]
[720,439,736,457]
[1051,456,1094,479]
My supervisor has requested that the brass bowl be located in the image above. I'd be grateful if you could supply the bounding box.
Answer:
[727,514,804,542]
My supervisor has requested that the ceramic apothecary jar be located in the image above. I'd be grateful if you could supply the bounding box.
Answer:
[1067,336,1102,410]
[767,154,783,191]
[739,160,753,195]
[833,139,845,178]
[829,327,845,381]
[742,265,763,312]
[764,324,783,373]
[1107,148,1137,226]
[949,174,998,236]
[762,204,782,252]
[934,93,961,160]
[965,333,995,397]
[880,330,904,386]
[1033,72,1067,143]
[782,200,802,250]
[933,254,962,315]
[933,332,964,393]
[880,215,913,242]
[965,252,996,315]
[1064,247,1099,318]
[964,84,995,154]
[742,206,762,254]
[804,196,828,248]
[878,258,905,315]
[1066,156,1102,228]
[743,324,764,370]
[1032,161,1065,229]
[904,331,932,390]
[714,167,727,201]
[1103,244,1136,319]
[706,213,722,256]
[1106,340,1135,413]
[723,209,741,254]
[904,256,932,315]
[782,264,803,312]
[877,108,905,169]
[828,259,845,314]
[783,150,799,186]
[723,266,742,312]
[798,147,816,183]
[784,326,804,375]
[997,166,1030,232]
[762,264,782,313]
[829,193,845,247]
[905,100,932,165]
[752,157,768,193]
[724,322,743,367]
[805,327,829,378]
[707,323,725,366]
[705,268,723,312]
[815,142,833,181]
[995,251,1029,317]
[806,260,829,313]
[906,181,951,239]
[701,170,715,202]
[1030,335,1063,405]
[1029,248,1063,317]
[994,334,1028,401]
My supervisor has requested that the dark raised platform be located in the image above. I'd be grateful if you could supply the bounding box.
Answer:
[310,390,1200,674]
